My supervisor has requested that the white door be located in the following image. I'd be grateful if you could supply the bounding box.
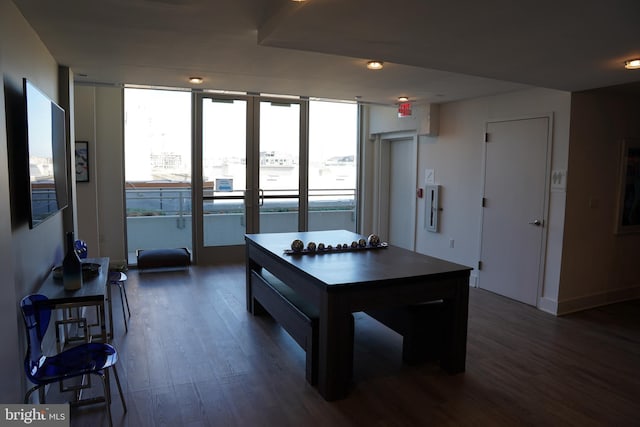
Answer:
[388,138,417,250]
[479,117,549,306]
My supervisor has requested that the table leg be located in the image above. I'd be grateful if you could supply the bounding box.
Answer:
[246,253,260,312]
[440,277,469,374]
[318,295,353,401]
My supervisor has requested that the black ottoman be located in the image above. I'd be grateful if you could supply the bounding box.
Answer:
[136,248,191,271]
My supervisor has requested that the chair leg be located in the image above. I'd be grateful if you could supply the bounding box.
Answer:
[121,283,131,318]
[24,385,43,404]
[111,365,127,413]
[97,373,113,427]
[117,284,128,333]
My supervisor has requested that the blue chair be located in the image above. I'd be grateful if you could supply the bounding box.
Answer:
[20,294,127,426]
[74,239,88,259]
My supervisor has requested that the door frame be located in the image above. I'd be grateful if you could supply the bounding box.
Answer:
[477,114,553,307]
[249,96,309,234]
[372,131,418,250]
[192,93,309,265]
[192,92,256,264]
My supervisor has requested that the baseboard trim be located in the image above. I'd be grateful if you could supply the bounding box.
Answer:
[469,272,478,288]
[537,297,558,315]
[556,286,640,315]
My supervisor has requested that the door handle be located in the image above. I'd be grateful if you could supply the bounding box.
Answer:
[528,219,542,226]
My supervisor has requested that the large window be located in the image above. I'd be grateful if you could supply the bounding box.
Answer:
[201,97,247,246]
[124,88,192,263]
[124,89,358,264]
[308,100,358,231]
[259,100,301,233]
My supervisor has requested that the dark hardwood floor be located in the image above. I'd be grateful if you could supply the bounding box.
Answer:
[59,264,639,426]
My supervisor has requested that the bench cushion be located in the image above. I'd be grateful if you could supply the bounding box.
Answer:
[136,248,191,270]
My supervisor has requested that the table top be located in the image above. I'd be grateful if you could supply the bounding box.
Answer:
[245,230,472,287]
[38,257,110,304]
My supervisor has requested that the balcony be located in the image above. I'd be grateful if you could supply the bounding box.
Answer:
[125,183,356,264]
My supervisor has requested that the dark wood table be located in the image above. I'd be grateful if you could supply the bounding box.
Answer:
[245,230,472,401]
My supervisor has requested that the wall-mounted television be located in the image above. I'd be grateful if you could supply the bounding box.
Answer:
[23,79,69,228]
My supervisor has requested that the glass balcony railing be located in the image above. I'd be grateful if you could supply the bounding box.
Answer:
[125,183,357,260]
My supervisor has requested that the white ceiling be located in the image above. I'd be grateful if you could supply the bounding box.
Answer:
[12,0,640,105]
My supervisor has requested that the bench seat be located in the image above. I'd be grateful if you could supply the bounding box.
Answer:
[250,269,319,384]
[366,300,445,364]
[251,269,356,386]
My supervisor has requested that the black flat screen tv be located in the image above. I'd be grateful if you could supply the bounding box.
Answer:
[24,79,69,228]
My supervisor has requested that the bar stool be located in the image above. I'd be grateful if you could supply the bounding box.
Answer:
[108,271,131,335]
[74,239,131,338]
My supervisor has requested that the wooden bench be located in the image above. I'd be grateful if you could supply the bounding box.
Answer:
[250,269,354,385]
[365,300,445,364]
[136,248,191,271]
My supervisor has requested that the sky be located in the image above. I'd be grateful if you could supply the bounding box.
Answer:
[124,88,357,187]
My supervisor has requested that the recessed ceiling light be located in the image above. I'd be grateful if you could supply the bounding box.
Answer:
[189,77,204,84]
[398,96,409,102]
[367,60,384,70]
[624,59,640,69]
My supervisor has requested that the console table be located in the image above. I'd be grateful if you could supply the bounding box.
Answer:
[37,257,111,347]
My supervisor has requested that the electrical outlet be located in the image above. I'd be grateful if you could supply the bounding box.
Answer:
[449,239,455,248]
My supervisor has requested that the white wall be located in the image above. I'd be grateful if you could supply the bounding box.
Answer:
[74,86,100,256]
[558,87,640,313]
[364,88,571,313]
[0,0,64,402]
[75,85,126,268]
